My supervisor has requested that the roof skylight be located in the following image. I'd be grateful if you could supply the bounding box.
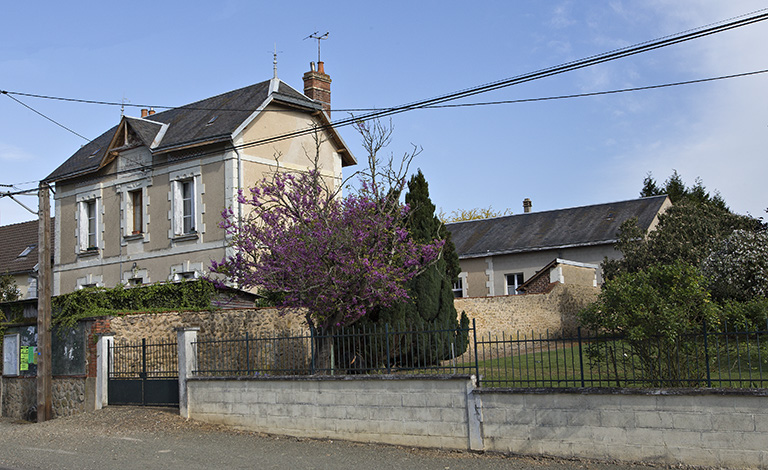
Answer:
[18,244,35,257]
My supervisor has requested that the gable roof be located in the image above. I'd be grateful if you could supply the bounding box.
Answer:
[45,79,354,183]
[0,219,54,276]
[446,195,670,259]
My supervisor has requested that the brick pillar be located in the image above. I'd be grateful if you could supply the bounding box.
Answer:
[176,327,199,419]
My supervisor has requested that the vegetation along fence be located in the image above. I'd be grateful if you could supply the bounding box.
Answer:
[193,319,768,389]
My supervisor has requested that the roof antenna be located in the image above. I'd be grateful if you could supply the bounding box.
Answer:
[304,31,329,63]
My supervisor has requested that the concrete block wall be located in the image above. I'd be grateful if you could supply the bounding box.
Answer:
[188,377,472,449]
[479,390,768,468]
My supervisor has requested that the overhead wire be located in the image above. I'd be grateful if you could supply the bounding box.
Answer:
[3,9,768,184]
[2,93,90,141]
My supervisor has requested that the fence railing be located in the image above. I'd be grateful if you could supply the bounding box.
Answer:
[193,320,476,377]
[192,320,768,390]
[475,325,768,389]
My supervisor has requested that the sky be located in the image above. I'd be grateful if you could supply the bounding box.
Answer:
[1,1,767,226]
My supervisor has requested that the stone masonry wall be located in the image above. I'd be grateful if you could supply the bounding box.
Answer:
[1,377,85,420]
[454,283,599,339]
[108,308,309,344]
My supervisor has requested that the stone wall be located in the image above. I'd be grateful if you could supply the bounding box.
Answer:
[108,308,309,343]
[454,283,599,338]
[1,376,86,420]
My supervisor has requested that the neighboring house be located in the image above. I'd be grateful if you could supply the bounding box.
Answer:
[516,258,599,295]
[44,62,355,296]
[447,195,671,298]
[0,218,54,300]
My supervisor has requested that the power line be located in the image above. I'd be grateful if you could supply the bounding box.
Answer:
[2,93,90,141]
[19,9,768,183]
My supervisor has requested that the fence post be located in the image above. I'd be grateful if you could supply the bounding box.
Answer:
[245,332,250,375]
[702,319,712,388]
[472,318,480,387]
[577,327,585,388]
[176,327,199,419]
[95,334,113,410]
[385,323,391,374]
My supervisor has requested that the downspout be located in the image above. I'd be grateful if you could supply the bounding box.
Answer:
[233,148,243,226]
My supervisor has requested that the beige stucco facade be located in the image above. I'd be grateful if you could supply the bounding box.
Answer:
[52,102,347,296]
[461,244,618,298]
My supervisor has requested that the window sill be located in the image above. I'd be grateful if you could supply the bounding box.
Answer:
[123,233,144,241]
[173,232,199,242]
[78,249,100,258]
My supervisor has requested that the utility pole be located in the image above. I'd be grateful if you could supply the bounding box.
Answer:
[37,181,52,422]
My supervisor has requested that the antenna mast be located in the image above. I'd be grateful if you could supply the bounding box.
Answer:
[304,31,329,63]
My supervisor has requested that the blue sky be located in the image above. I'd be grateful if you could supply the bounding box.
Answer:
[1,1,767,226]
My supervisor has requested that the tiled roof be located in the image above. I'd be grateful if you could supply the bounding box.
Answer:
[446,195,669,259]
[44,79,343,182]
[0,219,54,275]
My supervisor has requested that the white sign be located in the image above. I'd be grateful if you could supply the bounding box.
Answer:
[3,334,20,376]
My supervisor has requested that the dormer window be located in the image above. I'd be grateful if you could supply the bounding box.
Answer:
[18,245,35,257]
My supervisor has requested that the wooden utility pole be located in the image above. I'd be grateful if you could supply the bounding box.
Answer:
[37,182,52,422]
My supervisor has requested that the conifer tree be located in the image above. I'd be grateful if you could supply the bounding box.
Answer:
[359,170,469,364]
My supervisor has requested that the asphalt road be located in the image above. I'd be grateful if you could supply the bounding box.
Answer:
[0,407,669,470]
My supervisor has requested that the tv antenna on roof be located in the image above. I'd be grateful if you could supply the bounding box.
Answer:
[304,31,329,63]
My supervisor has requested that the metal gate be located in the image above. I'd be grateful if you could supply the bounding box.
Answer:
[108,338,179,406]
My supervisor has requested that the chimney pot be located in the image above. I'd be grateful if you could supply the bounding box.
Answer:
[317,61,325,74]
[523,198,532,213]
[310,61,316,72]
[141,109,148,118]
[148,108,155,116]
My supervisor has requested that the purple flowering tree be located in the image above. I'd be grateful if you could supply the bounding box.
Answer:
[210,119,443,370]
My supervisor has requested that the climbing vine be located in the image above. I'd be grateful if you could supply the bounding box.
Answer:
[53,280,216,329]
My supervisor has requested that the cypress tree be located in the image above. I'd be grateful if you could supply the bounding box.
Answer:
[358,170,468,366]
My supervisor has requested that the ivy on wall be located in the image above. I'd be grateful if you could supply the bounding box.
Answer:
[53,280,216,329]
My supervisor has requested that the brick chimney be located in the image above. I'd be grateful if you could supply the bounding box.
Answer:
[141,109,148,118]
[523,198,532,213]
[303,61,332,116]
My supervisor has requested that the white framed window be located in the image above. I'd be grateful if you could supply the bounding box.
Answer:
[129,189,144,234]
[170,170,203,238]
[506,273,524,295]
[77,196,101,252]
[76,274,103,290]
[169,261,203,282]
[452,273,468,298]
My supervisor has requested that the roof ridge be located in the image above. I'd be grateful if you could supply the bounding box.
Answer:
[445,194,669,226]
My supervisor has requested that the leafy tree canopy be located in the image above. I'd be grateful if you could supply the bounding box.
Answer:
[0,274,20,303]
[604,172,762,280]
[702,229,768,302]
[439,206,513,223]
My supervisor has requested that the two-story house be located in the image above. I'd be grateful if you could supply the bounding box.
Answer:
[44,62,355,295]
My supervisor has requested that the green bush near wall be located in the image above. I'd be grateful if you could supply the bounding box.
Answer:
[53,280,216,329]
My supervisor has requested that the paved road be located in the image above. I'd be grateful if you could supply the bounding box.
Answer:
[0,407,663,470]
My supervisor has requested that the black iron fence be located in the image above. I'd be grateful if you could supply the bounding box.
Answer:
[474,324,768,389]
[193,320,475,377]
[192,320,768,390]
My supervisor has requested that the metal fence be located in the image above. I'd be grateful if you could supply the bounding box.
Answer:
[192,319,768,390]
[475,325,768,389]
[193,320,475,377]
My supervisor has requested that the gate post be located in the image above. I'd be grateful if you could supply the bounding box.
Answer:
[95,335,113,410]
[177,327,199,419]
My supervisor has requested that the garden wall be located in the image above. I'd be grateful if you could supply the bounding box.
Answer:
[186,374,768,469]
[188,376,475,449]
[454,283,598,338]
[1,376,89,420]
[108,307,309,343]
